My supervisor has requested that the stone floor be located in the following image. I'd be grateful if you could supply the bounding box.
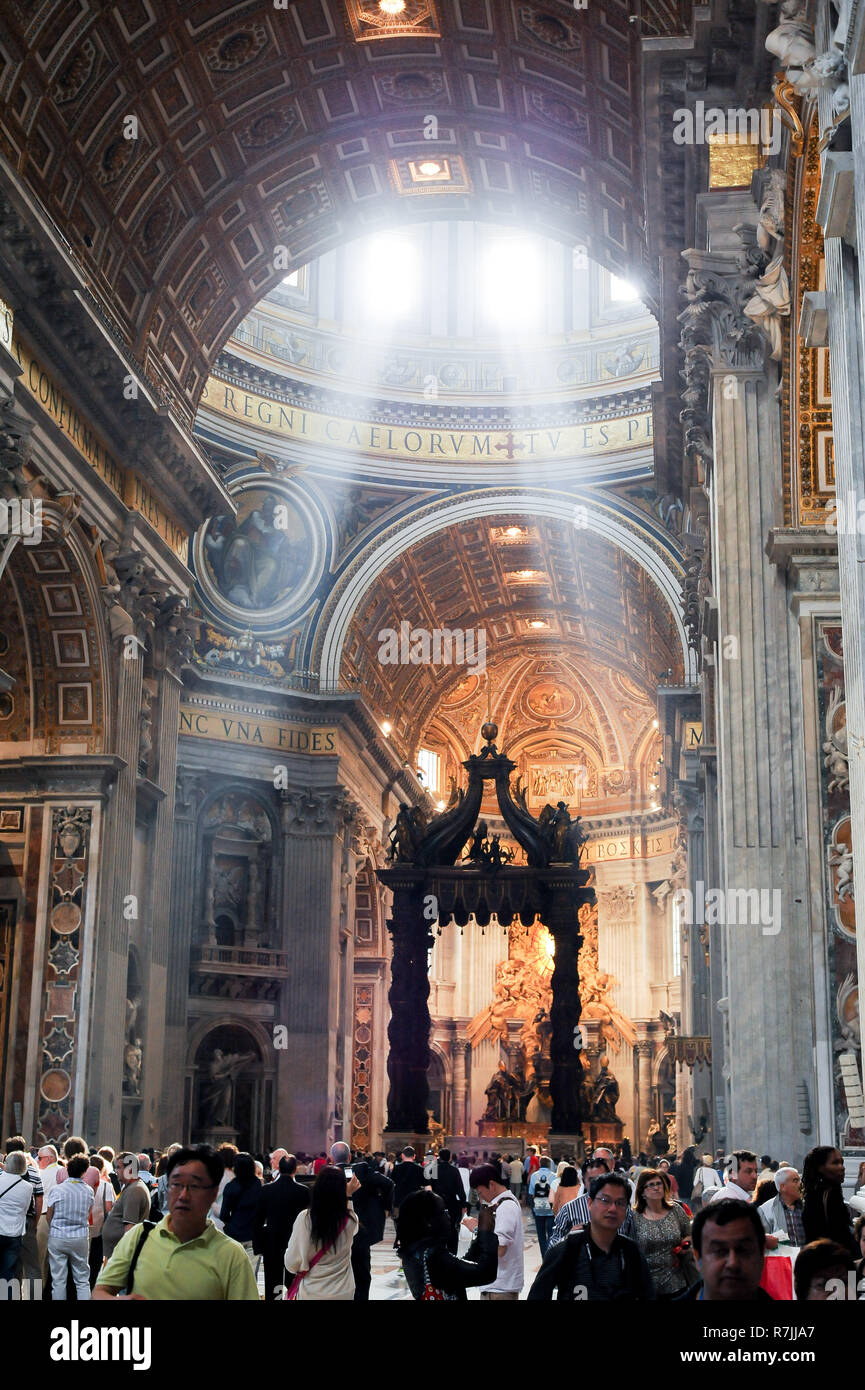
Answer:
[368,1204,544,1301]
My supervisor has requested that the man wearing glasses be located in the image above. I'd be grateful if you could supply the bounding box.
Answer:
[92,1145,259,1300]
[527,1173,655,1300]
[546,1154,635,1250]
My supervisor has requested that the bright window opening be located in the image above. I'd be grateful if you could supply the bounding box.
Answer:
[481,236,544,329]
[417,748,441,793]
[360,234,418,321]
[609,273,640,303]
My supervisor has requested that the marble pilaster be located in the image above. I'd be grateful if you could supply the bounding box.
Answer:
[452,1036,468,1138]
[681,240,818,1160]
[84,640,143,1141]
[277,787,353,1152]
[820,113,865,1065]
[635,1039,654,1150]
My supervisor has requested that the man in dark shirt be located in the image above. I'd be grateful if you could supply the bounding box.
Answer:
[428,1149,467,1252]
[674,1200,774,1301]
[329,1142,394,1301]
[391,1145,425,1216]
[253,1154,310,1301]
[348,1151,394,1301]
[528,1172,654,1301]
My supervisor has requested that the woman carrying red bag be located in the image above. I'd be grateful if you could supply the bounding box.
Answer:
[631,1169,697,1297]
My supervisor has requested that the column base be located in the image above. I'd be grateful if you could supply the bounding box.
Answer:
[547,1132,588,1162]
[478,1119,552,1147]
[382,1129,431,1156]
[196,1124,239,1148]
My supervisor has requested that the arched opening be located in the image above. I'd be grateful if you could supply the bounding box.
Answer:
[192,1023,269,1153]
[427,1048,449,1134]
[214,914,237,948]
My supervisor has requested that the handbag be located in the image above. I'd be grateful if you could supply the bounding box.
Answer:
[284,1215,349,1300]
[420,1248,458,1301]
[673,1206,699,1285]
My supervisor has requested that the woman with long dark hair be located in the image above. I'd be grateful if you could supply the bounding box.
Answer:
[802,1146,857,1255]
[219,1151,262,1266]
[552,1165,581,1217]
[396,1190,497,1300]
[630,1169,694,1297]
[284,1165,359,1300]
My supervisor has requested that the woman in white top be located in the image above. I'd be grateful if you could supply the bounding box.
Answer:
[690,1154,724,1209]
[285,1165,360,1300]
[87,1154,114,1288]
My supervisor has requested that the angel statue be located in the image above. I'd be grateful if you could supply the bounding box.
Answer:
[387,802,428,863]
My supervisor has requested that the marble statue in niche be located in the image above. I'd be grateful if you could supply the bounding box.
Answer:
[199,1048,256,1128]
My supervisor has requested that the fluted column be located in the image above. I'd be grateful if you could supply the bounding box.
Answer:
[277,787,352,1151]
[84,638,142,1140]
[138,666,181,1146]
[162,769,204,1141]
[681,244,817,1159]
[452,1036,468,1138]
[636,1039,654,1151]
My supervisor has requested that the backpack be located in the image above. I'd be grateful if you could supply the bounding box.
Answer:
[533,1176,552,1214]
[149,1186,163,1222]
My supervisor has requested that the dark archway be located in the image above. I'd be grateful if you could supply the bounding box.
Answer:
[192,1023,267,1153]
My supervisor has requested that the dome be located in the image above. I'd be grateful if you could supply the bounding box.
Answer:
[225,220,658,408]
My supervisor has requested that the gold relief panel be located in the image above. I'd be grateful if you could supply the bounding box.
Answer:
[523,752,598,807]
[707,132,765,190]
[790,113,834,526]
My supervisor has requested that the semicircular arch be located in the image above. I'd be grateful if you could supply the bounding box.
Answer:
[315,489,695,688]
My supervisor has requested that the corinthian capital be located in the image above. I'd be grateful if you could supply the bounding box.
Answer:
[678,250,767,371]
[154,593,201,673]
[281,786,354,835]
[0,391,33,500]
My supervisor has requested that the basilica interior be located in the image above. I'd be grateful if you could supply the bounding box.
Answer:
[0,0,862,1180]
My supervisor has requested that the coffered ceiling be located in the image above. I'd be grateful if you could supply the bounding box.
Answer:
[0,0,689,425]
[342,509,681,756]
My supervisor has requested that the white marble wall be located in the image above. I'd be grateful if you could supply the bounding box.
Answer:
[429,915,508,1131]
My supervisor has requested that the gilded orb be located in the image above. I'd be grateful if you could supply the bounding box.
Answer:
[481,721,498,743]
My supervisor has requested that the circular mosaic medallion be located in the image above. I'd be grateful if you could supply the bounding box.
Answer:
[51,901,82,935]
[194,478,324,636]
[40,1068,71,1102]
[442,672,482,707]
[526,680,577,719]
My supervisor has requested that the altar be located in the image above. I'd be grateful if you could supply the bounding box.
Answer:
[478,1119,557,1147]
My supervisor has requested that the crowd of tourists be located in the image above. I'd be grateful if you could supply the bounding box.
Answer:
[1,1132,864,1300]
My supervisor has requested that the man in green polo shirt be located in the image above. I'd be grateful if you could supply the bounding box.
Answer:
[92,1144,259,1301]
